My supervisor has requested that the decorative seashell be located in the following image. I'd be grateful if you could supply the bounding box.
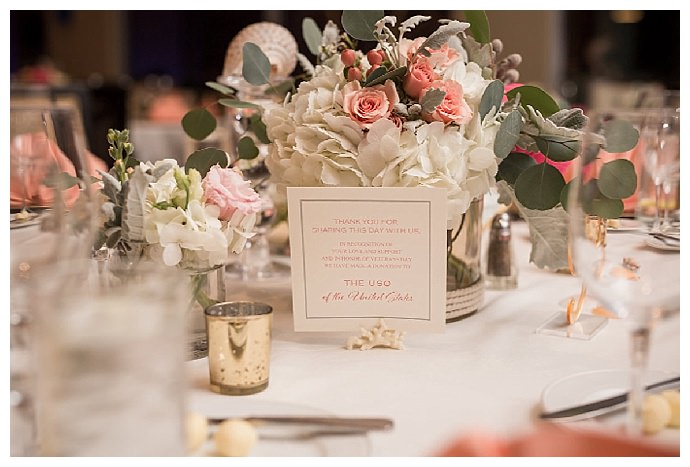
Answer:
[222,22,298,80]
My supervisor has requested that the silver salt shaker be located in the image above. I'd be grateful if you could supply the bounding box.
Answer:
[483,212,517,290]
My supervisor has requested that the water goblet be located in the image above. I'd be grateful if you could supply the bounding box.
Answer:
[569,108,680,436]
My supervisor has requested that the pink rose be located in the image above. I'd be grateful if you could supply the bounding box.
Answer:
[342,79,400,128]
[420,80,473,125]
[403,57,438,99]
[202,165,262,221]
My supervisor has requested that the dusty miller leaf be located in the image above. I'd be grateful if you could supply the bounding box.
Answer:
[418,21,470,56]
[420,88,446,113]
[121,168,151,243]
[497,180,569,271]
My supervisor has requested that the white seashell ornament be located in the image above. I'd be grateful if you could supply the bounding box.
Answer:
[221,22,298,81]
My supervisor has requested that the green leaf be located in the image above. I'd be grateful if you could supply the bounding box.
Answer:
[479,80,504,121]
[218,98,260,110]
[598,159,637,199]
[591,197,624,219]
[205,81,236,97]
[341,10,384,41]
[464,10,490,44]
[250,114,271,144]
[420,88,446,113]
[603,119,640,153]
[493,110,522,158]
[237,136,260,160]
[507,85,560,117]
[185,148,229,178]
[514,162,565,210]
[43,171,81,190]
[560,178,575,212]
[363,66,388,86]
[124,155,140,170]
[302,17,322,56]
[242,42,271,86]
[182,108,216,141]
[265,79,295,96]
[533,134,580,162]
[497,151,536,185]
[364,66,407,87]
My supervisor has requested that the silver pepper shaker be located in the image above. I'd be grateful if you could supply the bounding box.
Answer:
[483,212,517,290]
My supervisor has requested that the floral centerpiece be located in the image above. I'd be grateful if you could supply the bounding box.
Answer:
[94,129,262,310]
[183,11,637,283]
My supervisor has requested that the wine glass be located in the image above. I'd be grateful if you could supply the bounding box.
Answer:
[568,108,681,436]
[639,106,680,234]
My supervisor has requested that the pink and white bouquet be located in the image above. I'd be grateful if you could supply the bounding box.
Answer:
[95,129,261,272]
[262,15,500,229]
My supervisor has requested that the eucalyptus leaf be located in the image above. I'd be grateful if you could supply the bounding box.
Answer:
[496,151,536,185]
[603,119,639,153]
[420,88,446,113]
[533,134,580,162]
[514,162,565,210]
[364,66,407,87]
[250,114,271,144]
[464,10,490,44]
[237,136,260,160]
[479,80,504,121]
[560,178,576,212]
[341,10,384,41]
[43,171,81,190]
[363,66,388,86]
[598,159,637,199]
[242,42,271,86]
[218,98,260,110]
[182,108,216,141]
[302,17,323,55]
[591,196,624,219]
[494,110,522,158]
[265,79,295,96]
[507,85,560,117]
[185,148,229,178]
[205,81,236,97]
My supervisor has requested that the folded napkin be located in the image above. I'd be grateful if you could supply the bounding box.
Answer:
[436,423,679,457]
[10,132,106,209]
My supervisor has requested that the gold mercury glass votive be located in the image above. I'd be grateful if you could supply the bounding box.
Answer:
[205,301,273,395]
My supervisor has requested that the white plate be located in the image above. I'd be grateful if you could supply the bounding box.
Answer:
[645,236,680,251]
[541,369,680,444]
[188,394,371,456]
[607,218,644,232]
[10,211,43,230]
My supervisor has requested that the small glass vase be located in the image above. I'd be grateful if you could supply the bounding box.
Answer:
[185,265,226,360]
[446,196,485,322]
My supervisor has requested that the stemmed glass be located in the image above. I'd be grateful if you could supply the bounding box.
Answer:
[569,108,681,435]
[640,106,680,234]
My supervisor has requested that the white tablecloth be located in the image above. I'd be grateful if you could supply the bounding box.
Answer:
[186,219,681,456]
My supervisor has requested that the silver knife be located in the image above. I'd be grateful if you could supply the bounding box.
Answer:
[208,416,394,433]
[539,375,680,422]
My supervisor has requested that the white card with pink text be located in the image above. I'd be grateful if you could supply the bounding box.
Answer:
[287,187,447,332]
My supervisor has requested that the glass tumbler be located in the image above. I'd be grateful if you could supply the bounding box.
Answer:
[31,259,190,456]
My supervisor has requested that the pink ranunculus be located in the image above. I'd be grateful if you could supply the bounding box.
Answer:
[202,165,262,221]
[403,57,438,99]
[341,79,400,129]
[420,80,473,125]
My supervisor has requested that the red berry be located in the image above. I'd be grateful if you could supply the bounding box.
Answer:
[367,49,382,66]
[347,67,362,81]
[340,49,356,67]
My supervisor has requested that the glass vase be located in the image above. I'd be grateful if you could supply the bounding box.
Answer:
[186,265,226,360]
[446,196,485,322]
